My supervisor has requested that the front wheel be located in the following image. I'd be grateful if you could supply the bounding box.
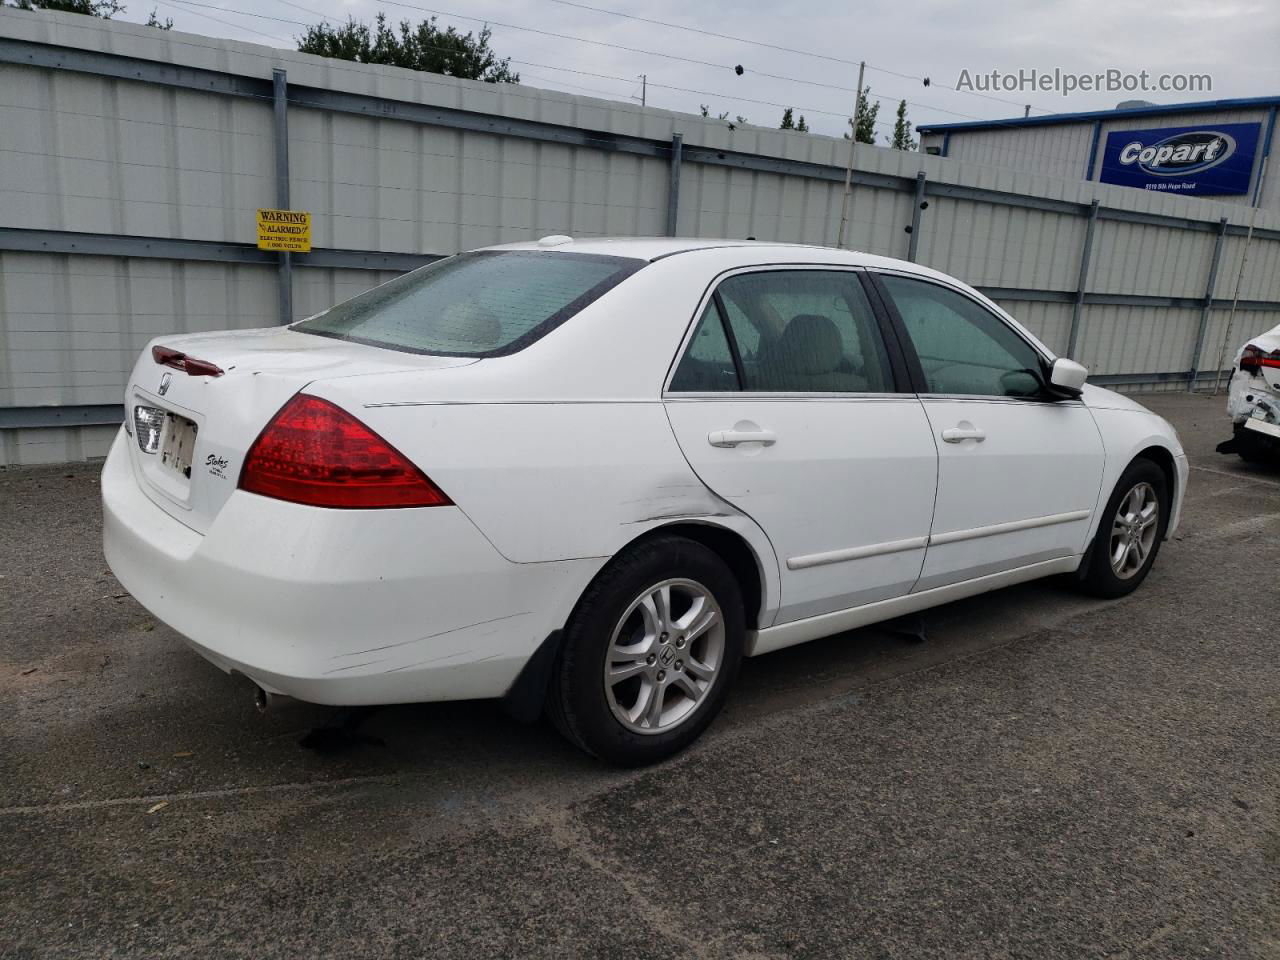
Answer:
[548,535,745,766]
[1077,458,1170,598]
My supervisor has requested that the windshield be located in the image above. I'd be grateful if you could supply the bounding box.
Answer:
[294,250,645,357]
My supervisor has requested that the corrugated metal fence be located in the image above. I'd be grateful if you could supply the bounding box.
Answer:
[3,9,1279,465]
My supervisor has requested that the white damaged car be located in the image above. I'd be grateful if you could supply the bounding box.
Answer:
[103,238,1187,765]
[1218,322,1280,462]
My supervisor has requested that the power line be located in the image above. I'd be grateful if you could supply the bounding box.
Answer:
[155,0,291,43]
[165,0,1079,139]
[371,0,993,121]
[164,0,904,129]
[533,0,1053,114]
[172,0,1000,125]
[271,0,333,22]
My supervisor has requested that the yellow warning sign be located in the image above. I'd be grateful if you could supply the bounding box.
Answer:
[256,208,311,252]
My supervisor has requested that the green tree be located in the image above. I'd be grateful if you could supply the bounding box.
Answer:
[779,108,809,132]
[889,99,917,150]
[841,85,880,144]
[6,0,125,16]
[297,13,519,83]
[145,7,171,28]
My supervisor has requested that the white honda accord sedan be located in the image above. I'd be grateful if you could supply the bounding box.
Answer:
[103,237,1187,764]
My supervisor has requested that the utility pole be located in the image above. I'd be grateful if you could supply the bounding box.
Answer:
[836,60,866,249]
[1212,153,1270,394]
[1024,104,1031,118]
[639,74,646,107]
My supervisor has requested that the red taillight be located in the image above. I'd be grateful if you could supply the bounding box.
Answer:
[1240,344,1280,372]
[238,394,451,509]
[153,345,224,378]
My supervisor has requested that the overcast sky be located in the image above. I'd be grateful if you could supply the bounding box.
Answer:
[115,0,1280,139]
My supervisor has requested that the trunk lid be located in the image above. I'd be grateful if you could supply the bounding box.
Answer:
[123,326,475,534]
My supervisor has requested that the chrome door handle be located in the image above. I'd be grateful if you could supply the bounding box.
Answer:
[708,428,777,448]
[941,425,986,443]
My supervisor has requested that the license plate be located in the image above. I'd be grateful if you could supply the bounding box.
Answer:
[160,414,199,479]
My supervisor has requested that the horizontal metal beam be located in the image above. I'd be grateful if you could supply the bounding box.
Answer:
[0,228,439,272]
[4,227,1277,313]
[7,39,1276,242]
[0,38,271,100]
[680,143,907,192]
[1090,369,1229,386]
[287,83,671,161]
[979,287,1074,304]
[979,285,1280,312]
[3,228,1277,313]
[927,182,1084,217]
[0,404,124,429]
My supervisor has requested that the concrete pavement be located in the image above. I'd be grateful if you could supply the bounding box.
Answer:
[1,392,1276,959]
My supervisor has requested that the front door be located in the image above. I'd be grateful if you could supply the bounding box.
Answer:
[663,268,938,625]
[872,271,1106,591]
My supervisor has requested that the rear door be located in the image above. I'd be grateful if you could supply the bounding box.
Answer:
[663,267,938,626]
[870,271,1105,591]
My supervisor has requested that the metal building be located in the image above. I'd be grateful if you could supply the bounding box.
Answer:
[920,97,1279,211]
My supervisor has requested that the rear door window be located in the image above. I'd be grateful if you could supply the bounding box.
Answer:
[295,250,644,357]
[715,270,894,393]
[668,302,741,392]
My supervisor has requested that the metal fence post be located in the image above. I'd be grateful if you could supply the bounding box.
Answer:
[1067,199,1099,359]
[1188,216,1229,390]
[906,170,927,262]
[666,133,682,237]
[272,68,292,325]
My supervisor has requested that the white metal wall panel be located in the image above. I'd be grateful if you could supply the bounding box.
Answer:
[1072,304,1202,375]
[1088,220,1218,298]
[946,123,1096,181]
[0,63,275,242]
[988,299,1075,357]
[290,110,670,254]
[1215,232,1280,303]
[0,424,117,467]
[0,252,278,407]
[293,267,397,321]
[919,197,1085,291]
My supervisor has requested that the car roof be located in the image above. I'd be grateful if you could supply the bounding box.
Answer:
[480,236,925,270]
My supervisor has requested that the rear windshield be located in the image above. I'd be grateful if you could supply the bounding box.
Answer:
[293,250,644,357]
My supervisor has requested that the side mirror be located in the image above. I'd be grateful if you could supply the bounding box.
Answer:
[1048,358,1088,397]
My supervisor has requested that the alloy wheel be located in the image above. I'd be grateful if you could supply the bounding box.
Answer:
[1109,481,1160,579]
[604,578,726,735]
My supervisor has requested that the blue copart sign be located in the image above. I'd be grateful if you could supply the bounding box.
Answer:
[1099,122,1261,196]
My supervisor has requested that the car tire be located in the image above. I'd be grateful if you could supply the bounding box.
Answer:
[548,534,745,766]
[1077,458,1170,599]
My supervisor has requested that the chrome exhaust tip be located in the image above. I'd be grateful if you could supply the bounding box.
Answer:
[232,672,291,713]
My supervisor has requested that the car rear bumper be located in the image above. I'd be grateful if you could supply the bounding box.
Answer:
[101,430,599,705]
[1217,420,1280,460]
